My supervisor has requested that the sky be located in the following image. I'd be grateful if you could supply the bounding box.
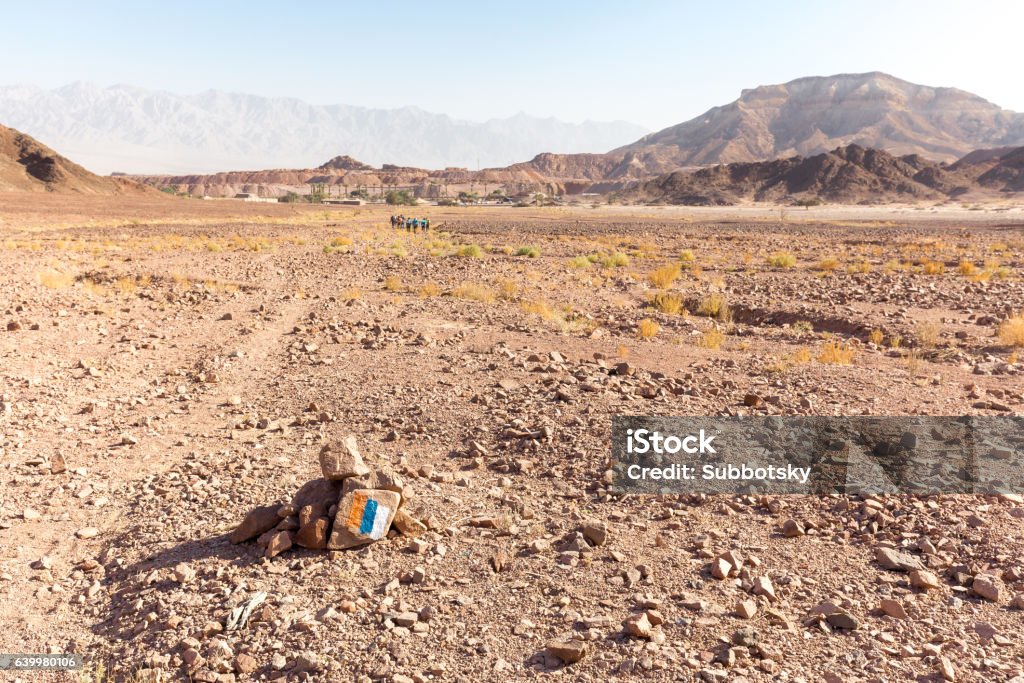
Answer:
[0,0,1021,131]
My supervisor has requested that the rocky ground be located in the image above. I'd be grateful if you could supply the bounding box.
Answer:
[2,197,1024,682]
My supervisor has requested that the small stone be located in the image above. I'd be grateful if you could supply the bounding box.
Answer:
[910,569,941,590]
[22,508,41,521]
[50,453,67,474]
[172,562,196,583]
[971,575,1001,602]
[752,576,777,602]
[319,435,369,480]
[582,519,608,547]
[392,509,428,537]
[294,517,329,549]
[121,434,139,445]
[735,600,757,619]
[876,547,924,571]
[545,639,588,664]
[939,656,956,681]
[711,557,732,580]
[230,505,282,544]
[265,531,293,559]
[880,599,908,619]
[825,612,859,630]
[623,613,653,638]
[234,653,258,674]
[781,519,805,537]
[76,527,99,539]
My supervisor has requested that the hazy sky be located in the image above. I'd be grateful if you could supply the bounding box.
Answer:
[1,0,1021,130]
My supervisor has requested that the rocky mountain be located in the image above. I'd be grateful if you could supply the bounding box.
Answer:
[613,72,1024,172]
[0,83,648,175]
[627,144,1024,205]
[0,123,145,194]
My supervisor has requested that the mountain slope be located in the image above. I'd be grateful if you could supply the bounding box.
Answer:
[626,144,1018,205]
[0,83,648,175]
[0,123,145,194]
[615,72,1024,171]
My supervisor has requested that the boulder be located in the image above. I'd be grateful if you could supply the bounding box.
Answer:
[327,489,401,549]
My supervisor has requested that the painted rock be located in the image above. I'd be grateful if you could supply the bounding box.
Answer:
[327,489,400,549]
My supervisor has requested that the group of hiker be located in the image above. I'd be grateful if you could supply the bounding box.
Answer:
[390,214,430,232]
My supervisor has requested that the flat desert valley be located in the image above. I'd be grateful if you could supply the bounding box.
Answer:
[3,195,1024,682]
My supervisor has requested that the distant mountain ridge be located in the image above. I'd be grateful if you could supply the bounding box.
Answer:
[613,72,1024,172]
[627,143,1024,205]
[0,83,648,175]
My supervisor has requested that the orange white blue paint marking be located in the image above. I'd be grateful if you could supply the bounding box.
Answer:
[344,491,392,540]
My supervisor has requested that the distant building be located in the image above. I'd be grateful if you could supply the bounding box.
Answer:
[233,192,277,203]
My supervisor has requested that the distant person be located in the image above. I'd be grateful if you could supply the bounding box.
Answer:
[412,218,420,233]
[389,215,396,229]
[423,217,430,232]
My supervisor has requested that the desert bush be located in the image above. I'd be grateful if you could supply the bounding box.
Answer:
[339,287,361,301]
[698,328,724,349]
[696,293,731,321]
[922,260,945,275]
[817,338,857,364]
[648,263,682,288]
[37,269,74,289]
[455,244,483,258]
[817,257,840,272]
[591,251,629,268]
[568,255,592,269]
[417,282,440,297]
[679,249,696,264]
[384,275,403,292]
[649,291,683,315]
[515,246,541,258]
[766,252,797,268]
[958,260,977,276]
[453,282,495,303]
[496,278,519,300]
[998,314,1024,347]
[868,328,884,345]
[520,298,556,320]
[637,318,660,339]
[847,260,871,274]
[917,322,941,348]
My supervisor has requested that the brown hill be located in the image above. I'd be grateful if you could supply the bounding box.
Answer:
[627,144,1015,205]
[0,123,146,194]
[614,72,1024,172]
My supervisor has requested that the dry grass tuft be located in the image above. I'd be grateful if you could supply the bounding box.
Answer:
[649,291,684,315]
[922,260,945,275]
[455,244,483,258]
[766,252,797,268]
[453,282,495,303]
[696,293,731,321]
[817,339,857,364]
[384,275,403,292]
[648,263,682,288]
[998,314,1024,347]
[38,269,75,289]
[697,328,724,349]
[417,282,441,298]
[817,256,840,272]
[868,328,884,346]
[636,318,660,339]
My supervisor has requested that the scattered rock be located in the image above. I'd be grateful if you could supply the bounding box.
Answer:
[319,435,370,480]
[545,639,587,664]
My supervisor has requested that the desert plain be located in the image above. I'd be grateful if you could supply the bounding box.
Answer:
[2,194,1024,682]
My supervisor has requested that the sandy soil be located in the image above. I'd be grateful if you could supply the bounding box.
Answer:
[2,196,1024,682]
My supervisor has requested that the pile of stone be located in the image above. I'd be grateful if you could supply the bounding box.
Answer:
[230,435,427,558]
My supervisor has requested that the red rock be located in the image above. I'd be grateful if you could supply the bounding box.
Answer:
[230,505,282,544]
